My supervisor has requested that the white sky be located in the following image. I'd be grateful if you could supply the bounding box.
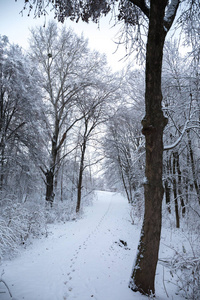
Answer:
[0,0,134,71]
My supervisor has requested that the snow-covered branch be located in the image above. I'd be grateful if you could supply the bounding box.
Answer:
[164,120,188,151]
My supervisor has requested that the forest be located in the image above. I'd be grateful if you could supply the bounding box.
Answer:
[0,0,200,299]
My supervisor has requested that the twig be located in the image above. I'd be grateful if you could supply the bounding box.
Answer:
[162,266,169,298]
[0,279,13,298]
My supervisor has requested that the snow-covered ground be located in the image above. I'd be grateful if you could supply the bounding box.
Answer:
[0,191,183,300]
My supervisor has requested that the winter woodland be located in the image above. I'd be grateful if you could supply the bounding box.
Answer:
[0,0,200,299]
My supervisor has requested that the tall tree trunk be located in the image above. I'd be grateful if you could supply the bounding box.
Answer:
[76,139,86,213]
[185,150,190,205]
[71,145,78,202]
[118,154,132,204]
[60,164,64,202]
[164,154,171,213]
[129,0,168,295]
[187,131,200,204]
[45,169,54,207]
[45,130,58,206]
[164,179,171,213]
[175,152,185,217]
[0,92,5,193]
[126,147,134,203]
[173,153,180,228]
[0,140,5,193]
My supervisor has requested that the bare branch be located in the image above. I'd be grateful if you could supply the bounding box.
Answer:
[7,121,26,140]
[57,115,84,152]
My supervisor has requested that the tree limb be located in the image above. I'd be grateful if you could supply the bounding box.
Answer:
[164,120,188,151]
[164,0,180,31]
[56,115,84,151]
[128,0,150,18]
[7,121,26,140]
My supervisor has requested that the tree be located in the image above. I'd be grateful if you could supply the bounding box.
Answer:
[29,22,105,206]
[0,35,44,200]
[105,106,145,201]
[162,41,200,226]
[75,69,118,213]
[104,69,145,204]
[20,0,200,295]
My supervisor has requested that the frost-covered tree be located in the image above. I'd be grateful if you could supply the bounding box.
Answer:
[105,106,145,201]
[0,35,44,201]
[29,22,117,207]
[29,22,89,206]
[162,42,200,227]
[29,22,97,206]
[75,66,119,213]
[0,36,48,260]
[104,70,145,203]
[20,0,200,295]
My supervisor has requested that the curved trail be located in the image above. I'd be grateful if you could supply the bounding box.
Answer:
[1,191,142,300]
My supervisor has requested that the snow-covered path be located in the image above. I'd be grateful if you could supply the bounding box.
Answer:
[1,191,141,300]
[1,191,182,300]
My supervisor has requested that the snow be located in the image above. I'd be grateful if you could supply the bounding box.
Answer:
[164,0,179,24]
[0,191,183,300]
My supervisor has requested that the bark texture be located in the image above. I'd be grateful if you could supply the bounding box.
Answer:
[129,0,168,295]
[45,130,58,206]
[45,169,54,206]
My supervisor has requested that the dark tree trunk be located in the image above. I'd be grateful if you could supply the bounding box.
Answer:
[76,139,86,213]
[60,166,64,202]
[0,145,5,192]
[0,92,5,193]
[164,154,171,213]
[118,154,132,204]
[173,153,180,228]
[187,131,200,204]
[129,0,168,295]
[71,146,78,202]
[175,152,185,217]
[45,129,58,206]
[126,147,134,203]
[45,169,54,207]
[185,151,190,204]
[164,179,171,213]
